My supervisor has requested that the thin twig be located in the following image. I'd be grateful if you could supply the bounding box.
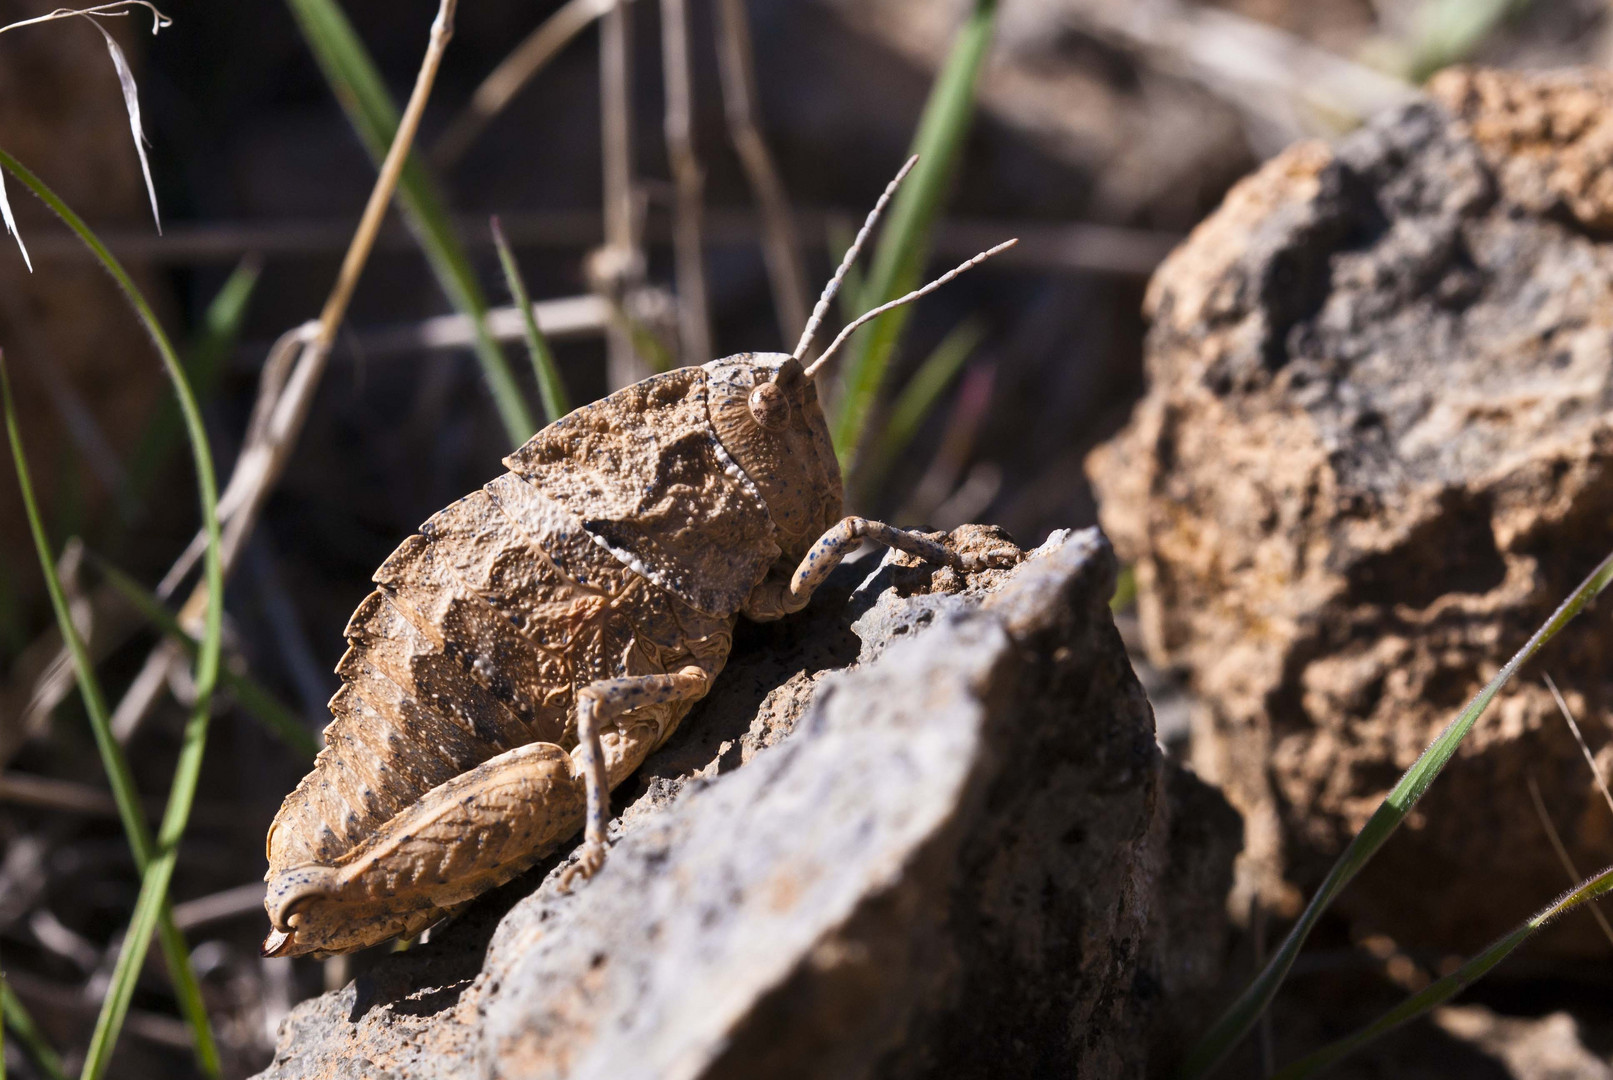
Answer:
[1526,773,1613,949]
[320,294,611,359]
[431,0,618,167]
[713,0,807,346]
[107,640,181,743]
[0,772,119,816]
[1544,674,1613,819]
[659,0,710,364]
[596,0,647,387]
[14,210,1177,275]
[170,882,266,932]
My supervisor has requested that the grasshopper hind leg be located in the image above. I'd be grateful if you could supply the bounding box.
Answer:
[262,663,715,955]
[263,741,584,957]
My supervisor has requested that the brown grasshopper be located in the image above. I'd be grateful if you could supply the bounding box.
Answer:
[261,158,1017,957]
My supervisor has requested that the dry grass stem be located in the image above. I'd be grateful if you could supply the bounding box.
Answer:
[12,210,1176,277]
[352,294,611,357]
[431,0,618,167]
[0,4,173,235]
[0,772,120,816]
[597,0,648,386]
[169,882,268,932]
[714,0,807,344]
[659,0,711,364]
[82,14,163,232]
[315,1,456,351]
[1525,774,1613,949]
[151,0,457,626]
[0,2,173,264]
[3,582,141,764]
[1070,0,1414,152]
[0,2,169,36]
[1544,674,1613,819]
[106,639,183,744]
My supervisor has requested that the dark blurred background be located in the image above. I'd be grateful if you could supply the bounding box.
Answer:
[0,0,1609,1074]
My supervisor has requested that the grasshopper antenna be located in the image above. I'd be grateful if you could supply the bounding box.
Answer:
[791,155,918,364]
[801,238,1017,381]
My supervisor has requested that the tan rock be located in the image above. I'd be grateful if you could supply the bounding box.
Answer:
[1090,67,1613,959]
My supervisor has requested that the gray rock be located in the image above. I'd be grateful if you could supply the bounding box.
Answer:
[256,527,1239,1079]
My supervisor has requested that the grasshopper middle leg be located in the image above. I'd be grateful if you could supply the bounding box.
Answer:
[561,664,713,890]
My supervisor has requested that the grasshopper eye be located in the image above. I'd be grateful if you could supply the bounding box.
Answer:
[748,381,790,430]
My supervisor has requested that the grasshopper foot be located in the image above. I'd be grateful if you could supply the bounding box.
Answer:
[558,842,608,892]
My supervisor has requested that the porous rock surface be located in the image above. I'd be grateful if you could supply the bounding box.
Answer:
[1089,66,1613,957]
[254,527,1238,1079]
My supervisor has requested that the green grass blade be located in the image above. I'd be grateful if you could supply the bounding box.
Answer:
[2,976,66,1080]
[491,216,571,423]
[1,358,220,1079]
[0,148,227,1080]
[1273,864,1613,1079]
[866,317,984,491]
[1181,547,1613,1078]
[830,0,996,466]
[284,0,536,444]
[1404,0,1515,83]
[128,258,261,500]
[91,554,319,760]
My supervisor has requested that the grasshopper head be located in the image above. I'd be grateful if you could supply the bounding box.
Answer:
[705,352,843,559]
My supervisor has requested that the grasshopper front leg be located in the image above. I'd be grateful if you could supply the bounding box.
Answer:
[746,517,1021,619]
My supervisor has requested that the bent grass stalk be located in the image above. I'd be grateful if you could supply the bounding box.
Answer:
[1272,862,1613,1079]
[284,0,537,444]
[1181,546,1613,1078]
[0,150,227,1080]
